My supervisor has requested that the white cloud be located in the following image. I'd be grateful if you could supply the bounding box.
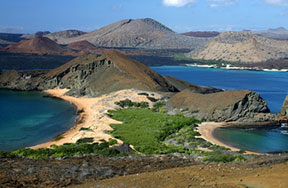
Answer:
[264,0,288,6]
[162,0,196,7]
[208,0,237,8]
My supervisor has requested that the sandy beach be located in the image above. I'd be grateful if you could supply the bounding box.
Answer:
[197,122,261,155]
[32,88,162,149]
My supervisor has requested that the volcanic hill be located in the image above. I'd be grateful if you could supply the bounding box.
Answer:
[60,18,209,50]
[187,31,288,63]
[5,37,69,55]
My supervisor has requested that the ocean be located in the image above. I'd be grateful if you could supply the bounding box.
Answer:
[152,66,288,113]
[0,90,77,151]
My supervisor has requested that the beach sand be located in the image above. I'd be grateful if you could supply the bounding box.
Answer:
[32,88,163,149]
[197,122,261,155]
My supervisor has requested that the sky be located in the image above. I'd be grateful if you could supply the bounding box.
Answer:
[0,0,288,34]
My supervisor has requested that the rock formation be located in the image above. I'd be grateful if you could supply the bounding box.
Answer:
[280,94,288,117]
[167,89,276,122]
[187,31,288,63]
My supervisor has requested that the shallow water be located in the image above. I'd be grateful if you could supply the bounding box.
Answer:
[152,66,288,113]
[0,90,77,151]
[214,126,288,153]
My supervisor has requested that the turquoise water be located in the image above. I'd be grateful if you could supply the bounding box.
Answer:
[0,90,77,151]
[152,66,288,113]
[152,66,288,153]
[214,127,288,153]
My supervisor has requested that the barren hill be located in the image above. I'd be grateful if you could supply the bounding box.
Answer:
[45,30,86,43]
[254,27,288,40]
[62,18,209,49]
[187,31,288,63]
[5,37,68,55]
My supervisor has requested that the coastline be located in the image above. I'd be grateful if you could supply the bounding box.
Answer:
[197,122,262,155]
[31,88,162,149]
[185,63,288,72]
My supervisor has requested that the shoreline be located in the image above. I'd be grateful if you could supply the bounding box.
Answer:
[31,88,162,149]
[197,122,262,155]
[185,63,288,72]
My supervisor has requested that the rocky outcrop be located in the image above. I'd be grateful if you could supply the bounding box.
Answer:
[168,89,276,122]
[163,76,222,93]
[280,94,288,117]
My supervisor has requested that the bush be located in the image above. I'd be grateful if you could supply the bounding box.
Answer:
[76,137,94,144]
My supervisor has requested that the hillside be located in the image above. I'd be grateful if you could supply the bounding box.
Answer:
[61,18,209,50]
[45,30,86,43]
[5,37,69,55]
[182,31,220,38]
[187,31,288,63]
[67,40,96,51]
[254,27,288,40]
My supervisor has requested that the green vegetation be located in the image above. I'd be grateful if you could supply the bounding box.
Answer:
[76,137,94,144]
[203,152,246,163]
[53,135,64,141]
[79,127,93,132]
[114,99,149,108]
[109,108,200,154]
[0,139,123,159]
[108,103,247,162]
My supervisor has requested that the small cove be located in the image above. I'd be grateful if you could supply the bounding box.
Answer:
[152,65,288,153]
[0,89,77,151]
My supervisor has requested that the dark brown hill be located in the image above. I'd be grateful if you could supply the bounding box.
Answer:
[5,37,68,55]
[44,50,178,96]
[67,40,97,51]
[168,89,275,122]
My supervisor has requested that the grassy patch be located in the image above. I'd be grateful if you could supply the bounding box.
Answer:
[109,108,200,154]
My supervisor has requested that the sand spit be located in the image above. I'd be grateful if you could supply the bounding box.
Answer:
[32,88,163,149]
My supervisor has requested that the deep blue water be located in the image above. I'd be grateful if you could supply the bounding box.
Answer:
[0,90,77,151]
[152,66,288,113]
